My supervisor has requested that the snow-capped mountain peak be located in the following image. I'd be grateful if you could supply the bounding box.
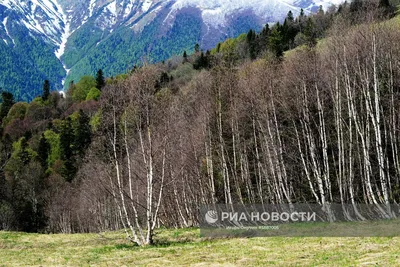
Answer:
[169,0,342,28]
[0,0,65,44]
[0,0,343,56]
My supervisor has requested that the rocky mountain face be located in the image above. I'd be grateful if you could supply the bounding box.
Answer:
[0,0,342,101]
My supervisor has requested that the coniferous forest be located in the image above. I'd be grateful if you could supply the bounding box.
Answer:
[1,0,400,246]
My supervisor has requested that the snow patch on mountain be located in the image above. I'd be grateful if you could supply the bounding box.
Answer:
[2,16,14,44]
[106,1,118,17]
[96,1,118,29]
[202,9,225,27]
[0,0,16,10]
[124,0,135,18]
[89,0,96,18]
[142,0,152,12]
[170,0,341,27]
[53,0,71,60]
[0,0,66,45]
[2,17,8,33]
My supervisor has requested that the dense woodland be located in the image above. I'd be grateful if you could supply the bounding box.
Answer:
[0,0,399,245]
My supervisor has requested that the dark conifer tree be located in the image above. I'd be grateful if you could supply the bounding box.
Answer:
[268,25,284,57]
[67,80,75,98]
[24,130,32,141]
[160,72,170,86]
[68,80,75,90]
[379,0,393,16]
[287,10,294,22]
[379,0,390,7]
[258,24,270,53]
[96,69,105,90]
[38,134,50,168]
[216,43,221,53]
[194,43,200,53]
[0,170,6,201]
[284,11,300,49]
[247,29,257,59]
[194,52,211,70]
[304,17,317,47]
[183,51,188,63]
[60,118,73,160]
[42,80,50,101]
[62,159,76,183]
[318,5,324,15]
[74,110,91,156]
[0,91,14,122]
[60,118,76,182]
[350,0,363,13]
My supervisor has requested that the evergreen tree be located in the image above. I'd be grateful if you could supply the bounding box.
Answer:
[0,171,6,201]
[38,134,50,168]
[379,0,390,7]
[68,80,75,90]
[287,10,294,22]
[284,12,300,49]
[61,159,76,183]
[304,18,317,47]
[281,19,290,50]
[155,72,170,91]
[24,130,32,141]
[350,0,363,12]
[0,91,14,122]
[42,80,50,101]
[60,118,73,160]
[160,72,170,86]
[258,24,270,53]
[379,0,393,15]
[60,118,75,182]
[74,110,91,156]
[194,43,200,53]
[95,69,105,90]
[246,29,257,59]
[318,5,324,15]
[268,25,284,57]
[67,80,75,98]
[194,52,211,70]
[183,51,188,63]
[216,43,221,53]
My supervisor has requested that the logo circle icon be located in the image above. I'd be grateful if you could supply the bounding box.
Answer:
[205,210,218,224]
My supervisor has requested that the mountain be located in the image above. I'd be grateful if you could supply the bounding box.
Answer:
[0,0,343,101]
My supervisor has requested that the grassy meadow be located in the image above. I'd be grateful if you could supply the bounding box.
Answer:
[1,224,400,266]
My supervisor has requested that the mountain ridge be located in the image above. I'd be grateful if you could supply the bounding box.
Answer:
[0,0,342,100]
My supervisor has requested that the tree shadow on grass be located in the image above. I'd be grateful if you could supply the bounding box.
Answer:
[151,228,205,248]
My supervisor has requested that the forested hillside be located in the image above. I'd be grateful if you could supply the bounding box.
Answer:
[2,0,332,102]
[0,0,399,246]
[0,28,65,102]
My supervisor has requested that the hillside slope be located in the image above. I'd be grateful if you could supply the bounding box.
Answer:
[0,0,342,100]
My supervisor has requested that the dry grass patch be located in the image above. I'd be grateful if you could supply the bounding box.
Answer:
[0,227,399,266]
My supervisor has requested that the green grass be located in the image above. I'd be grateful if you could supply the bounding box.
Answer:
[0,226,399,266]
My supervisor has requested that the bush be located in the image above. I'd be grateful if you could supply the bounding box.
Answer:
[86,87,101,101]
[72,76,96,102]
[2,102,28,126]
